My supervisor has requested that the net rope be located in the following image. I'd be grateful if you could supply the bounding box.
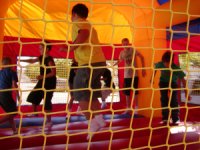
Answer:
[0,0,200,150]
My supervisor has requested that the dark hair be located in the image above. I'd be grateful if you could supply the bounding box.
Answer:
[2,57,11,65]
[162,51,171,62]
[102,68,115,88]
[41,40,52,51]
[72,3,88,18]
[122,38,129,43]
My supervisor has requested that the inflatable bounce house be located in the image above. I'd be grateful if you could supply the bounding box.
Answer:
[0,0,199,149]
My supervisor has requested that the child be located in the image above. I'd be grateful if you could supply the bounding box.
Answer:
[61,3,106,140]
[115,38,146,114]
[101,68,115,109]
[67,60,79,112]
[0,57,19,134]
[153,51,191,125]
[20,41,56,126]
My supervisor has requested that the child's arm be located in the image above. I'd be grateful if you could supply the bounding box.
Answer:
[180,78,191,101]
[37,60,56,80]
[70,29,90,52]
[150,62,158,84]
[113,51,123,66]
[150,70,157,85]
[136,51,146,77]
[19,57,38,64]
[113,60,121,66]
[12,80,20,102]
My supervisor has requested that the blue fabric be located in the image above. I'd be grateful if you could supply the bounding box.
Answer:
[0,114,144,128]
[167,18,200,40]
[157,1,200,40]
[0,68,18,89]
[157,0,169,5]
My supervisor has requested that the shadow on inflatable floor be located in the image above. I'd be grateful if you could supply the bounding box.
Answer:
[0,113,144,128]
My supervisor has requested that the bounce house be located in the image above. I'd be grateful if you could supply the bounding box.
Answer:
[0,0,199,149]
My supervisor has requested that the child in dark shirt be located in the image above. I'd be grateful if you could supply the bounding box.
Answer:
[20,41,56,126]
[153,51,191,125]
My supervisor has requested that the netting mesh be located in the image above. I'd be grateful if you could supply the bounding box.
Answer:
[0,0,200,150]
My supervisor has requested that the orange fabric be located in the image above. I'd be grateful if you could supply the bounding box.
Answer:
[0,0,200,117]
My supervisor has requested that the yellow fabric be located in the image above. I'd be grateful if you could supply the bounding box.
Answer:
[4,0,200,46]
[4,0,132,44]
[1,0,200,117]
[3,0,200,45]
[72,19,105,65]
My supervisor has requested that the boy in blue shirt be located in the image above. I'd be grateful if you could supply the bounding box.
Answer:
[0,57,19,134]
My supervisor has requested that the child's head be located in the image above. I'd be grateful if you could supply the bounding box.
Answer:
[39,40,52,54]
[71,3,88,21]
[162,51,172,67]
[2,57,11,67]
[71,59,78,66]
[121,38,129,46]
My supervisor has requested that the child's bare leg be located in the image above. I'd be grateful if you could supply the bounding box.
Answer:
[44,110,53,128]
[8,115,17,134]
[122,95,132,114]
[126,95,131,108]
[27,104,38,117]
[79,100,102,119]
[79,101,90,120]
[79,100,106,140]
[0,114,17,134]
[33,104,37,112]
[68,97,74,111]
[45,110,51,123]
[134,95,138,114]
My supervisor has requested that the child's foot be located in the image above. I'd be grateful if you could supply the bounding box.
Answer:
[159,120,168,125]
[122,110,132,115]
[13,130,18,135]
[26,114,38,117]
[95,114,106,128]
[67,103,73,112]
[171,118,180,125]
[101,102,107,109]
[87,118,101,140]
[76,106,84,115]
[45,121,53,128]
[87,115,106,140]
[134,111,138,115]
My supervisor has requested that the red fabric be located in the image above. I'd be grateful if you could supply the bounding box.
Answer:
[3,36,123,60]
[0,116,199,149]
[167,35,200,64]
[167,36,200,104]
[167,36,200,52]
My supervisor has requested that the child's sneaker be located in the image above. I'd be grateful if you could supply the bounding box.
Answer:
[95,114,106,128]
[172,118,180,125]
[159,120,168,125]
[13,130,18,135]
[45,121,53,128]
[122,109,132,115]
[87,118,100,140]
